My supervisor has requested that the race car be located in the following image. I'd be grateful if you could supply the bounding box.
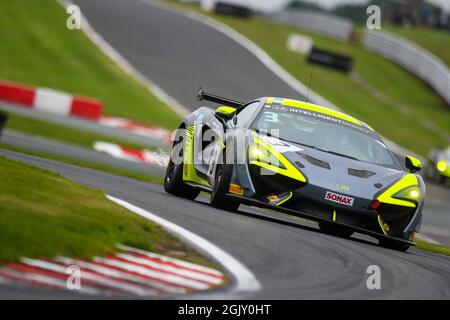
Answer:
[426,146,450,185]
[164,88,425,251]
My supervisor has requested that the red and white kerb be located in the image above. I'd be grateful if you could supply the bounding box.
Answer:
[98,116,172,142]
[93,141,169,167]
[0,81,102,121]
[0,245,224,297]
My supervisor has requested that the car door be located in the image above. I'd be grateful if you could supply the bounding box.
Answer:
[206,100,262,185]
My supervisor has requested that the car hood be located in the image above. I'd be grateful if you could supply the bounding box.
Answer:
[262,136,404,200]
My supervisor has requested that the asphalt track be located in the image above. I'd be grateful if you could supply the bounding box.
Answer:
[0,102,168,147]
[0,149,449,299]
[0,129,165,178]
[72,0,303,110]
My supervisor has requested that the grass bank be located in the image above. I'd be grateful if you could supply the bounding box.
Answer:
[0,155,211,267]
[416,239,450,257]
[0,0,181,130]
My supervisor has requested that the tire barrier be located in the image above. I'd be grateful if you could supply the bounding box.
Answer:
[307,47,354,73]
[364,30,450,106]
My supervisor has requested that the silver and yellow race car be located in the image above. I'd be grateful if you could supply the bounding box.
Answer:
[164,89,425,251]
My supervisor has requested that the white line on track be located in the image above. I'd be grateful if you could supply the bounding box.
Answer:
[107,195,261,293]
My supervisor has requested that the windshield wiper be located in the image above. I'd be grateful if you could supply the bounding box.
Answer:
[284,138,360,161]
[318,149,360,161]
[287,140,318,150]
[253,130,313,148]
[253,130,360,161]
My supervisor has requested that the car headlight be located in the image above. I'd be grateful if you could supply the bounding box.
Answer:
[376,174,419,208]
[249,144,286,169]
[392,185,421,205]
[436,160,448,173]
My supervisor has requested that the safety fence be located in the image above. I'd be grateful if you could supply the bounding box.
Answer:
[267,10,355,42]
[364,30,450,105]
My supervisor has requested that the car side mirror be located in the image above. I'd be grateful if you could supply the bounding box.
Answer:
[215,106,237,121]
[405,155,422,173]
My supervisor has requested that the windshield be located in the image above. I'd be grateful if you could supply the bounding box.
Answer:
[251,105,398,168]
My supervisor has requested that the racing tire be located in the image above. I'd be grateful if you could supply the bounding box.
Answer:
[164,132,200,200]
[210,163,240,212]
[318,221,354,238]
[378,238,410,252]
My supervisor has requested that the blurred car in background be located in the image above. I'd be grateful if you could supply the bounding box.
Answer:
[426,146,450,185]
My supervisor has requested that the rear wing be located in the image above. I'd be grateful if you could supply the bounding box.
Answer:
[197,87,244,109]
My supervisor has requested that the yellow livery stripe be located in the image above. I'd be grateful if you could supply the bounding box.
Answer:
[251,137,307,183]
[377,174,419,208]
[281,99,362,126]
[266,97,367,128]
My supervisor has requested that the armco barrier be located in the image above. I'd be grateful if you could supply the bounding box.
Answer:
[364,30,450,106]
[0,81,102,120]
[268,10,354,42]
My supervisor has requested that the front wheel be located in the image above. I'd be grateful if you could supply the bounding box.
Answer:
[210,164,240,212]
[164,133,200,200]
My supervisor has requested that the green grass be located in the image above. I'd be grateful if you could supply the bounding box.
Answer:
[166,1,450,156]
[385,26,450,67]
[416,239,450,257]
[0,144,164,185]
[0,155,215,268]
[0,0,181,130]
[5,112,158,150]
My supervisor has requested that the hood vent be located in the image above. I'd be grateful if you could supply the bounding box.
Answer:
[348,168,375,178]
[299,153,330,170]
